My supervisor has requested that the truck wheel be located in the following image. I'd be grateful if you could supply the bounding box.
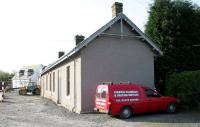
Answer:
[34,88,40,95]
[19,89,27,95]
[120,107,132,119]
[167,103,176,113]
[19,90,22,95]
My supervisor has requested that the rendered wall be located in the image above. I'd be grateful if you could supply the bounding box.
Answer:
[81,21,155,112]
[41,57,81,113]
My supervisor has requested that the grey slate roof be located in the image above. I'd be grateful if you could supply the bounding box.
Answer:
[41,13,163,75]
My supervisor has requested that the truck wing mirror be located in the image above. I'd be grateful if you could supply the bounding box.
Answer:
[153,91,161,97]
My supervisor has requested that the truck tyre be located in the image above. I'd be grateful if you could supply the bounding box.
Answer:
[19,89,27,95]
[167,103,176,113]
[19,90,22,95]
[120,107,132,119]
[34,88,40,95]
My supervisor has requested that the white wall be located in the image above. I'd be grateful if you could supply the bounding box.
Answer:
[41,56,81,113]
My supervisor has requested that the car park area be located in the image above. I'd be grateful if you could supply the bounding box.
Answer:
[0,90,200,127]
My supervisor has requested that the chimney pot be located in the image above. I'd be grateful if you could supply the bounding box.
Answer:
[111,2,123,18]
[75,35,85,45]
[58,51,65,58]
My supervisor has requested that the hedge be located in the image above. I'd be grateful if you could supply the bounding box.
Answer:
[166,70,200,110]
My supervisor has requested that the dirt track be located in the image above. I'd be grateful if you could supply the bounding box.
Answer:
[0,90,200,127]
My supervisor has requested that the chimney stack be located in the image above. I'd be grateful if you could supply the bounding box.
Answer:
[58,51,65,58]
[111,2,123,18]
[75,35,85,45]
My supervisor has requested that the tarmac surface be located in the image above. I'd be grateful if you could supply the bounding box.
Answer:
[0,90,200,127]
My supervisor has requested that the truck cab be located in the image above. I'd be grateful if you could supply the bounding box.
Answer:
[19,82,40,95]
[94,83,178,119]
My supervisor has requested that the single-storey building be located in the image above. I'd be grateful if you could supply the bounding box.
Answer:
[40,2,163,113]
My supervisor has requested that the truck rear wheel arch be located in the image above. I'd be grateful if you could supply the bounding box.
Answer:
[34,88,40,95]
[120,106,133,119]
[167,102,177,113]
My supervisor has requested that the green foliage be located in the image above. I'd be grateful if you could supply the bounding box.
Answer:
[166,70,200,109]
[0,70,13,81]
[145,0,200,87]
[145,0,173,51]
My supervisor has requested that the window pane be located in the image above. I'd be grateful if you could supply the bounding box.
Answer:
[102,91,106,99]
[53,72,55,92]
[27,69,34,76]
[145,89,157,97]
[46,75,48,90]
[96,88,101,98]
[49,74,51,91]
[19,70,25,76]
[66,66,70,96]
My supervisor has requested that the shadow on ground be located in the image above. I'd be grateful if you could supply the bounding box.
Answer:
[115,110,200,123]
[1,100,15,103]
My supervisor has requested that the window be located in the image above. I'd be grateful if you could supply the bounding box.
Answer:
[53,72,55,92]
[144,88,161,97]
[46,75,48,90]
[19,70,25,77]
[96,89,101,99]
[101,90,107,99]
[50,74,52,91]
[96,88,107,99]
[28,82,36,86]
[66,66,70,96]
[27,69,34,76]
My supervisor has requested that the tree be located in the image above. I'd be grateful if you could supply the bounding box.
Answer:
[145,0,200,93]
[0,70,14,81]
[145,0,173,51]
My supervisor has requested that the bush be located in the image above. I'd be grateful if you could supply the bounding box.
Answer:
[166,70,200,109]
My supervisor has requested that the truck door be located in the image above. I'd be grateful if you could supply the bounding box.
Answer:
[144,88,164,112]
[130,88,149,114]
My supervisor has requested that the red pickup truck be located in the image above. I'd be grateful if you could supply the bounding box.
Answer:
[94,83,179,119]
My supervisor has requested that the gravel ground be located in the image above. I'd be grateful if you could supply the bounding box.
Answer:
[0,90,200,127]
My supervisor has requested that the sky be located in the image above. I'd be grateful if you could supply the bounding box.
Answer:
[0,0,200,73]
